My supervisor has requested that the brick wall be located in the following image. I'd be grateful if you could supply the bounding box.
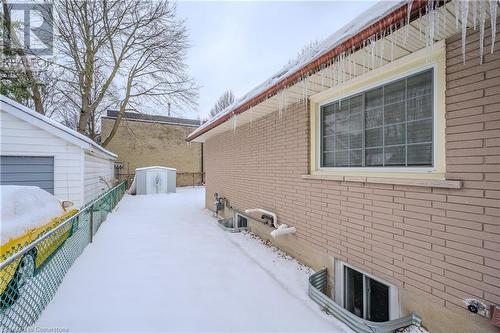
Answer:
[204,23,500,331]
[101,118,203,187]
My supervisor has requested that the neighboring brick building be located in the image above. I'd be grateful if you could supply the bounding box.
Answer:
[187,2,500,333]
[101,111,203,187]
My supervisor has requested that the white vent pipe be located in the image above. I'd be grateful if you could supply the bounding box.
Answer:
[244,208,296,239]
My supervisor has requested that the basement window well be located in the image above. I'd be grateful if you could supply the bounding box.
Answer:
[335,261,398,322]
[217,213,249,233]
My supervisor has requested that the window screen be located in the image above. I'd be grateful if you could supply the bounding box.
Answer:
[321,69,433,168]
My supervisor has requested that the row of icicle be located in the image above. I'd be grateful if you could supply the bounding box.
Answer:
[229,0,498,133]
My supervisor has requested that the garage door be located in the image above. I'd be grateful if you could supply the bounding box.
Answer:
[0,156,55,194]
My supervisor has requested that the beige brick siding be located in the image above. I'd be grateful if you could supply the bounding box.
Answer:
[204,23,500,332]
[101,118,203,187]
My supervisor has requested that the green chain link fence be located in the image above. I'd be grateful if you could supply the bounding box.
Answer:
[0,180,127,332]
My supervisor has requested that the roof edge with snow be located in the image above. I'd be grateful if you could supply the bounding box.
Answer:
[0,95,117,160]
[187,0,428,142]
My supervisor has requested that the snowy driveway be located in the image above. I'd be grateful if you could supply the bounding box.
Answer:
[36,187,351,332]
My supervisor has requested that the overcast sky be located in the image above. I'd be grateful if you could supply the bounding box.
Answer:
[176,0,377,119]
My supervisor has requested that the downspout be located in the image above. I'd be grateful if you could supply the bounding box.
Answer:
[244,208,296,239]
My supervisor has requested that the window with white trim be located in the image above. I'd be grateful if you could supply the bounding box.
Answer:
[320,68,433,168]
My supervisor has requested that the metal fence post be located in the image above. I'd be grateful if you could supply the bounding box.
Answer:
[89,204,94,243]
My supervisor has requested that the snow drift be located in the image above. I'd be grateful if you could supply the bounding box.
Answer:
[1,186,64,246]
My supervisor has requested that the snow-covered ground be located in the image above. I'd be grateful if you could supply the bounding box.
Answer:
[35,187,352,332]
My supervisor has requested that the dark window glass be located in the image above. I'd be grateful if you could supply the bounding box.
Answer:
[345,267,364,318]
[320,68,433,167]
[344,266,391,322]
[367,277,390,322]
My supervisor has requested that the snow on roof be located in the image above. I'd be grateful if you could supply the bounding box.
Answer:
[188,0,407,140]
[1,186,65,246]
[135,166,177,172]
[0,95,117,159]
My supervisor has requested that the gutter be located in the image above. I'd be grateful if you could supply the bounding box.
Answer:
[187,0,429,142]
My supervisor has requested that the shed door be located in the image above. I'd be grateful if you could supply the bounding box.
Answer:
[0,156,55,194]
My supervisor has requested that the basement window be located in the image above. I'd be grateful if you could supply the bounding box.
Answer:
[236,214,248,228]
[320,68,434,169]
[335,262,398,322]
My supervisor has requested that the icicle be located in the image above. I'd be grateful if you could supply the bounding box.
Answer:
[277,90,282,119]
[232,114,237,132]
[378,32,384,67]
[443,3,447,33]
[352,47,357,76]
[321,65,325,88]
[461,0,469,64]
[405,0,413,44]
[301,78,306,106]
[479,0,486,64]
[370,37,376,69]
[390,24,395,62]
[435,5,440,37]
[419,8,423,40]
[472,0,478,30]
[362,40,366,70]
[455,0,461,30]
[428,1,436,49]
[330,62,334,87]
[491,0,497,54]
[284,88,288,115]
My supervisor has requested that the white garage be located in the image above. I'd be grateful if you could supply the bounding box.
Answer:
[0,95,117,207]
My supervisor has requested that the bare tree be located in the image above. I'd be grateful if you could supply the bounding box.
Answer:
[1,0,46,114]
[52,0,197,146]
[209,90,235,118]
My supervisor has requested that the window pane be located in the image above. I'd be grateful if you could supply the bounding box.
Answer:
[407,69,433,98]
[366,148,383,166]
[384,101,405,125]
[350,149,362,167]
[323,152,334,167]
[407,143,432,165]
[384,79,405,105]
[335,103,349,133]
[349,112,362,131]
[349,131,362,149]
[384,123,406,146]
[345,267,364,319]
[350,95,363,113]
[385,145,405,166]
[407,94,432,121]
[320,69,433,169]
[365,128,383,147]
[407,119,432,143]
[367,277,389,322]
[366,87,383,109]
[322,108,335,135]
[323,136,334,152]
[335,134,349,151]
[335,150,348,167]
[365,107,383,128]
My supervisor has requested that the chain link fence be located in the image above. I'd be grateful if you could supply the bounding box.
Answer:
[0,180,127,332]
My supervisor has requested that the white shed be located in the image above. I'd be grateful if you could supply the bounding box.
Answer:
[134,166,176,195]
[0,95,117,207]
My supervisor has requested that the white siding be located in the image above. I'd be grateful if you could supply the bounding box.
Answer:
[0,110,84,206]
[83,151,114,204]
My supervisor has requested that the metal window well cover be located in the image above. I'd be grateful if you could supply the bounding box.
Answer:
[308,268,421,333]
[217,217,248,233]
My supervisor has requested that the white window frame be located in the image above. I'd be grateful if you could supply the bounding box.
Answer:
[334,260,400,321]
[316,63,438,173]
